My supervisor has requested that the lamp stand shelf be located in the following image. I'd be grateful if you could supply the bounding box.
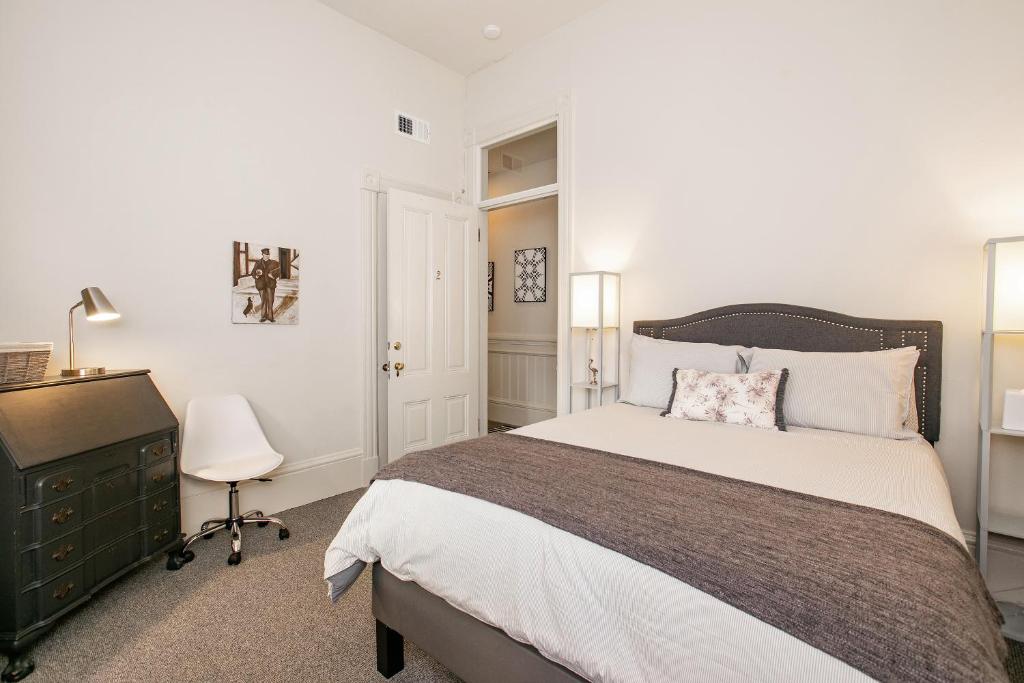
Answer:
[978,237,1024,641]
[569,272,620,413]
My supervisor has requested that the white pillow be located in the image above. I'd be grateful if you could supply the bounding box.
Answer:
[623,334,750,410]
[746,346,920,440]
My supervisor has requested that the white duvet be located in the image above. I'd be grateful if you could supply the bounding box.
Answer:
[324,403,964,682]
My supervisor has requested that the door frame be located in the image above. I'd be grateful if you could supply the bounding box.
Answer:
[467,93,575,426]
[361,170,466,474]
[361,92,573,475]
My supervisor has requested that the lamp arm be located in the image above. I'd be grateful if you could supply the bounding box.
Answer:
[67,300,83,371]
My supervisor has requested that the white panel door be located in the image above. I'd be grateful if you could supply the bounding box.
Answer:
[386,189,479,463]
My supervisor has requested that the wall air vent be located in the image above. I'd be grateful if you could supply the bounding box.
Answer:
[501,152,524,173]
[395,111,430,144]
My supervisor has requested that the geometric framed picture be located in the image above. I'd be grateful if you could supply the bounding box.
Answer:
[513,247,546,303]
[487,261,495,312]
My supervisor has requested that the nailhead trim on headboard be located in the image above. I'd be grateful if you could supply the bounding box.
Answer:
[633,304,942,442]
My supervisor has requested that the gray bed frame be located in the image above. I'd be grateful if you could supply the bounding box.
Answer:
[372,303,943,681]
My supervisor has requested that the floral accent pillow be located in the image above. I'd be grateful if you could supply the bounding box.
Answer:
[661,368,789,431]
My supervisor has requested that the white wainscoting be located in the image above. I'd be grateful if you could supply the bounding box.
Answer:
[488,333,557,427]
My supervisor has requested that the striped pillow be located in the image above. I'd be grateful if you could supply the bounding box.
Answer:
[746,346,920,440]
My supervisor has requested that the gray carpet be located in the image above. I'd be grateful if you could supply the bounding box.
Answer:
[3,490,457,683]
[7,490,1021,682]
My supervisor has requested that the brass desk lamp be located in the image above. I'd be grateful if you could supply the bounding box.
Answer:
[62,287,120,377]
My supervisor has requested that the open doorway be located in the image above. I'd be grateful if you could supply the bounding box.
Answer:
[478,123,559,432]
[486,196,558,431]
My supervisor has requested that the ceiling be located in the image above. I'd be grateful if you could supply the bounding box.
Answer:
[317,0,608,75]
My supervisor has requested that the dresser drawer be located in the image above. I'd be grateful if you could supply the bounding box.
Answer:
[92,467,140,515]
[144,485,177,521]
[144,457,176,493]
[18,566,86,628]
[37,566,85,622]
[89,502,142,549]
[88,443,139,481]
[145,511,179,556]
[26,494,83,544]
[141,436,174,465]
[93,530,144,587]
[28,466,83,505]
[20,529,84,584]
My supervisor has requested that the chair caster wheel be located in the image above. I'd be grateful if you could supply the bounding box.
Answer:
[1,653,35,682]
[227,551,242,565]
[278,528,290,540]
[166,550,194,571]
[257,521,269,528]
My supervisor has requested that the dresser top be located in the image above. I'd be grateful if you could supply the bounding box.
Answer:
[0,369,150,393]
[0,371,178,469]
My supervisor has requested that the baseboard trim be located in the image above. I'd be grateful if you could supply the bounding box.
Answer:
[963,529,1024,558]
[180,448,364,533]
[488,397,556,413]
[488,399,555,429]
[362,455,379,486]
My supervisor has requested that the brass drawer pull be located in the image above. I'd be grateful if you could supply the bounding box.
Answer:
[51,507,74,524]
[51,477,75,492]
[152,500,168,512]
[151,472,166,483]
[51,544,75,562]
[52,582,75,600]
[153,528,170,542]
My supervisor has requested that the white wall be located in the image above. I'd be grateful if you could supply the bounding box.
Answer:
[0,0,465,527]
[466,0,1024,531]
[488,196,558,338]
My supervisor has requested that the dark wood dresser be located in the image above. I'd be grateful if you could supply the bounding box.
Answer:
[0,370,180,682]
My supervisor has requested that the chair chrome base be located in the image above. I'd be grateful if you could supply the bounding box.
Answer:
[166,481,289,570]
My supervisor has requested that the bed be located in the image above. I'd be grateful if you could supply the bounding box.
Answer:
[324,304,1006,683]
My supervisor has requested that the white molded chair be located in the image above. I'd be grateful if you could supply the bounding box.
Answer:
[166,395,289,569]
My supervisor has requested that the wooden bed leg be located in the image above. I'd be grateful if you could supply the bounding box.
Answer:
[376,619,404,678]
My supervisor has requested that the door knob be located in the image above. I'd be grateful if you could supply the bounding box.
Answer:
[394,362,405,377]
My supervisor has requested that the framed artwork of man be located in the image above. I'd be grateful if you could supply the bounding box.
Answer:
[231,241,300,324]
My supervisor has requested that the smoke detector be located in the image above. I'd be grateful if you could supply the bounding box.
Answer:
[482,24,502,40]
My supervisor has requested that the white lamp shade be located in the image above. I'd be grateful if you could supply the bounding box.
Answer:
[993,241,1024,331]
[570,272,619,328]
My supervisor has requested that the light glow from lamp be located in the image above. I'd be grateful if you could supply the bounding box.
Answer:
[570,272,620,328]
[82,287,121,321]
[993,241,1024,331]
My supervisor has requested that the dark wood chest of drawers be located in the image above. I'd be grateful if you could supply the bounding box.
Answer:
[0,370,179,680]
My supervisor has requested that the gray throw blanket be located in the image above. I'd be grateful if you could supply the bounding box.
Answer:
[375,432,1007,683]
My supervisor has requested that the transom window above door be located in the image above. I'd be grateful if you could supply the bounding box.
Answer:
[482,123,557,202]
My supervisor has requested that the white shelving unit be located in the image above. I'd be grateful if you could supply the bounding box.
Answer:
[978,237,1024,640]
[978,237,1024,576]
[569,272,620,412]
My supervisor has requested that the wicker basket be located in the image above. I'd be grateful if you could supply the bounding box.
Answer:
[0,342,53,384]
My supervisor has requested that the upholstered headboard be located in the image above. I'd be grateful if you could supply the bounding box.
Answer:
[633,303,943,442]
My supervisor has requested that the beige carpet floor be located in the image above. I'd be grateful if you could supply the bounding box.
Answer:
[3,489,457,683]
[7,489,1023,682]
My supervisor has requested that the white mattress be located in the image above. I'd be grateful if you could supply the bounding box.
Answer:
[324,403,963,682]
